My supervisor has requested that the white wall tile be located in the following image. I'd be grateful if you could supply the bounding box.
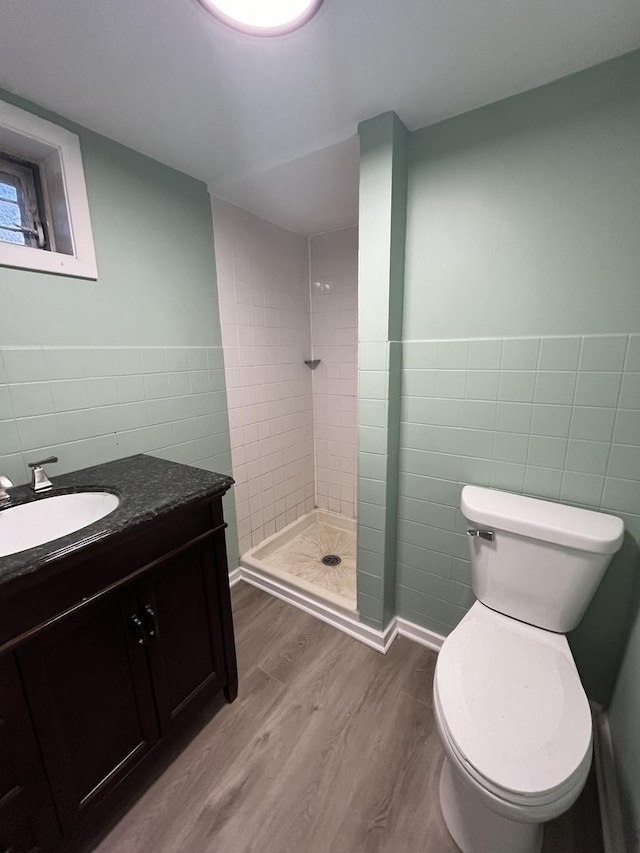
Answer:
[310,227,358,518]
[212,198,315,558]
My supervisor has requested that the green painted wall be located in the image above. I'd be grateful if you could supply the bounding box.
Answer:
[392,51,640,850]
[358,114,400,344]
[404,50,640,341]
[399,50,640,686]
[610,596,640,852]
[357,113,407,629]
[0,92,238,567]
[0,90,221,348]
[397,333,640,683]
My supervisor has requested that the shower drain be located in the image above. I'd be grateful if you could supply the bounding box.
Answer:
[321,554,342,567]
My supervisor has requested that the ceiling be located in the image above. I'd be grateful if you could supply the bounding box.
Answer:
[211,135,359,234]
[1,0,640,232]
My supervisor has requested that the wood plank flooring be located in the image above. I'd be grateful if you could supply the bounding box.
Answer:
[92,582,604,853]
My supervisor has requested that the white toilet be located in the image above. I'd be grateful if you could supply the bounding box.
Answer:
[434,485,624,853]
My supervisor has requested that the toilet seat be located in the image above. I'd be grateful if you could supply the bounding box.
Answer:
[434,602,593,807]
[434,687,591,814]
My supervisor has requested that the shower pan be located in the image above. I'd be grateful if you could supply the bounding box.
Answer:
[242,509,356,612]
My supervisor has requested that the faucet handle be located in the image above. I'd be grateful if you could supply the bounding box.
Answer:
[0,474,13,504]
[28,456,58,492]
[28,456,58,468]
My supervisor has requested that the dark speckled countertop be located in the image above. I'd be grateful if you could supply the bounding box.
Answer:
[0,454,234,587]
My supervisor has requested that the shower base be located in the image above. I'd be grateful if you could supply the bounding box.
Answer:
[241,509,356,612]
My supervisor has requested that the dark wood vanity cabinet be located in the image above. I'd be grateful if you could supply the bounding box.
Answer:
[138,536,229,734]
[0,490,237,852]
[16,584,160,835]
[0,655,60,853]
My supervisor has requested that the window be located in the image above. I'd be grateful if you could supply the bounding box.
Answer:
[0,153,49,249]
[0,101,97,279]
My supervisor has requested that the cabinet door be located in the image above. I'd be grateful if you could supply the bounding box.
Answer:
[0,655,59,853]
[138,537,227,734]
[16,586,159,834]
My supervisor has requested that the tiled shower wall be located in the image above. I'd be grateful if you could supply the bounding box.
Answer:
[212,199,315,559]
[396,333,640,637]
[356,340,402,627]
[0,344,238,566]
[310,227,358,518]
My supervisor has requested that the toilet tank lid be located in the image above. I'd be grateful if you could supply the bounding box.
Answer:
[461,486,624,554]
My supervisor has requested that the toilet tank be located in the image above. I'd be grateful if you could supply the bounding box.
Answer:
[461,486,624,633]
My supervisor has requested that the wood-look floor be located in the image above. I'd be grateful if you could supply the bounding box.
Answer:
[93,582,604,853]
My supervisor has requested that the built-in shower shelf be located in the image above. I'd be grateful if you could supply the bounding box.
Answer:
[304,359,321,369]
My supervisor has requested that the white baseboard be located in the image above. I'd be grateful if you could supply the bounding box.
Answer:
[395,617,445,653]
[235,564,399,652]
[229,566,444,654]
[232,564,445,655]
[228,566,243,587]
[592,708,627,853]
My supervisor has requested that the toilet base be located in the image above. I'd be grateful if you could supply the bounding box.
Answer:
[439,758,543,853]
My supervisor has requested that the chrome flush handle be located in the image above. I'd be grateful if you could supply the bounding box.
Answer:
[467,528,495,542]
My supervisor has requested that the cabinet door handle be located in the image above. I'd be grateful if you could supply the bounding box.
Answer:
[143,604,158,639]
[130,614,147,646]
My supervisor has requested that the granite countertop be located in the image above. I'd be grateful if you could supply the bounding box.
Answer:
[0,454,234,588]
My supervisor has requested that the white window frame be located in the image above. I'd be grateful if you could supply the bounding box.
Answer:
[0,101,97,280]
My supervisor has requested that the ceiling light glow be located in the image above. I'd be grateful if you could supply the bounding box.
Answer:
[198,0,324,35]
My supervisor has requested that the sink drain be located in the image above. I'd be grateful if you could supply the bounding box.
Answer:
[322,554,341,567]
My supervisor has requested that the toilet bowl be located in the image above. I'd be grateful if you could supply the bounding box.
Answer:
[434,602,593,853]
[433,485,624,853]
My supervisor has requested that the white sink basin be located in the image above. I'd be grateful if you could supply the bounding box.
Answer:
[0,492,120,558]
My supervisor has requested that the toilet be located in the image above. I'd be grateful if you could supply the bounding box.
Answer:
[434,485,624,853]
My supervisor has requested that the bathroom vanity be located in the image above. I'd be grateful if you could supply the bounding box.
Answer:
[0,454,237,852]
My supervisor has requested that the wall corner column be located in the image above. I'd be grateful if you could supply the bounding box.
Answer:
[357,112,408,629]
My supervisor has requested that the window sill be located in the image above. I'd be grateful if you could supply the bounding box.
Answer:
[0,100,98,281]
[0,241,97,280]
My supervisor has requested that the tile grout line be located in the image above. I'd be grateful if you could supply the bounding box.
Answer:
[602,334,631,510]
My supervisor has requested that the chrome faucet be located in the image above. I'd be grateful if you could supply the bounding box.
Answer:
[28,456,58,492]
[0,474,13,506]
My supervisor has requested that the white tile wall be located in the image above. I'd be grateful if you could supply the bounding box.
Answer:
[212,199,315,557]
[310,227,358,518]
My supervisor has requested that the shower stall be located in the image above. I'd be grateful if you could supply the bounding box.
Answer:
[212,198,358,613]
